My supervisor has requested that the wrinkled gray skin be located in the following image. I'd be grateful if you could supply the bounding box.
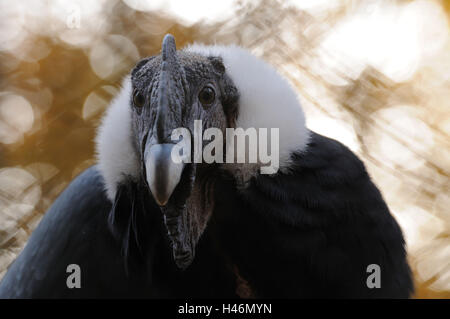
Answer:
[130,35,238,269]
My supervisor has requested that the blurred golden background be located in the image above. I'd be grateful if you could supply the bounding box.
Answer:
[0,0,449,298]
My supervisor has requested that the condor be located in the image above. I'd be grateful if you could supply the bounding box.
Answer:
[0,34,413,298]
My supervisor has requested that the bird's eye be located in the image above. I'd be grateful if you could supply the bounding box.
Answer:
[133,89,145,108]
[198,86,215,107]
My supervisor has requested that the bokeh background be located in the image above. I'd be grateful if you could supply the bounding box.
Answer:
[0,0,449,298]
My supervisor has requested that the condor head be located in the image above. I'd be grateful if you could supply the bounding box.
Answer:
[97,34,238,270]
[96,34,308,270]
[132,35,240,269]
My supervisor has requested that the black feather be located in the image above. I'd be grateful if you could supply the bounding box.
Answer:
[209,131,414,298]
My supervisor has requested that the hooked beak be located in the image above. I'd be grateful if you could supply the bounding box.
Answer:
[144,34,187,207]
[144,143,184,206]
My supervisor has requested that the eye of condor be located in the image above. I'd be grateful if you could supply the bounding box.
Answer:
[198,86,215,108]
[133,89,145,108]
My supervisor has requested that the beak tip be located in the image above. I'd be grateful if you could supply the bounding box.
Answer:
[154,195,169,207]
[147,179,172,207]
[145,143,185,208]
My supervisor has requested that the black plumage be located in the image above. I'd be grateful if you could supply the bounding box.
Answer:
[209,132,413,298]
[0,132,413,298]
[0,167,236,298]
